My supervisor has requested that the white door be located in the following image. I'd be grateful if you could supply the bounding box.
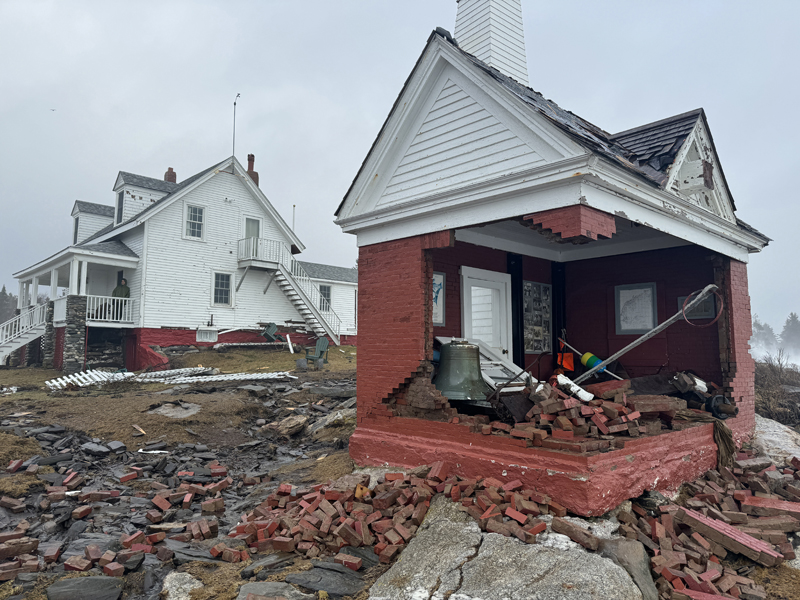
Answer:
[460,266,513,357]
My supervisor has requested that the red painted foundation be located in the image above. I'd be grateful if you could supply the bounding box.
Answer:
[124,327,356,371]
[350,418,717,516]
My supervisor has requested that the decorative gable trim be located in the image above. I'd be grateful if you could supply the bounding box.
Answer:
[664,116,736,223]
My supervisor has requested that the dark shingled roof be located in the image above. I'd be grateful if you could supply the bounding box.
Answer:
[610,109,703,186]
[79,160,226,245]
[299,261,358,284]
[78,240,138,258]
[117,172,180,194]
[74,200,115,218]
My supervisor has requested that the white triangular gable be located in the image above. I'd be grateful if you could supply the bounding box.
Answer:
[665,118,736,223]
[377,78,550,208]
[338,37,585,220]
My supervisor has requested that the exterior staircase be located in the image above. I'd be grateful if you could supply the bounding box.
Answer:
[275,263,341,345]
[0,304,48,365]
[238,237,343,344]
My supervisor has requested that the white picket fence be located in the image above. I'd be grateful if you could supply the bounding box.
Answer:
[45,368,296,390]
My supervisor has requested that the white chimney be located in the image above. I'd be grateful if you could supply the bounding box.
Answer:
[454,0,529,86]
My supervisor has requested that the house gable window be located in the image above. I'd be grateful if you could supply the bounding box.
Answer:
[213,272,232,306]
[319,285,331,311]
[185,204,205,240]
[73,217,79,244]
[116,191,124,224]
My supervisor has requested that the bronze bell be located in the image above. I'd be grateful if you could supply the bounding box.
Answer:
[434,340,491,402]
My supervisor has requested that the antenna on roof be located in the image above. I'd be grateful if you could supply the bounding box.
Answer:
[232,93,241,158]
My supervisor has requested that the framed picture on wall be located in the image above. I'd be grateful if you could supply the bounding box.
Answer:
[523,281,552,353]
[615,283,657,334]
[432,272,446,327]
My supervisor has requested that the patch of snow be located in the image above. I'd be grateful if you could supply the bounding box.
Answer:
[753,414,800,466]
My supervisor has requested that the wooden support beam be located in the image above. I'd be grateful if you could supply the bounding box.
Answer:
[262,271,277,294]
[235,265,250,292]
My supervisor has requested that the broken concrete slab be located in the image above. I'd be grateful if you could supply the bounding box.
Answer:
[369,496,641,600]
[236,582,314,600]
[46,576,123,600]
[161,572,204,600]
[598,538,657,600]
[148,403,202,419]
[284,566,364,597]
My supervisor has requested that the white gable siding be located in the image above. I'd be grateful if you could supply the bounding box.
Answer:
[74,213,113,244]
[312,279,358,335]
[377,79,546,208]
[142,171,300,330]
[117,227,144,325]
[120,186,168,223]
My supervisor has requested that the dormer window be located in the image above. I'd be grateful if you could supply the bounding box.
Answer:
[73,217,79,244]
[116,191,124,224]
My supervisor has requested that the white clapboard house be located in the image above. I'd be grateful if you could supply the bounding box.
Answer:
[4,155,357,371]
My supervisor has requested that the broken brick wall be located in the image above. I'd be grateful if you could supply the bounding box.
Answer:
[716,257,755,441]
[565,245,723,384]
[356,231,453,427]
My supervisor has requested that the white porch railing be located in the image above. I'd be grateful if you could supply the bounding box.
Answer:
[54,297,67,323]
[86,295,135,324]
[0,303,47,347]
[237,238,342,338]
[237,237,285,263]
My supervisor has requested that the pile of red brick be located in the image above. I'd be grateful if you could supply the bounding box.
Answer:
[228,461,570,566]
[606,449,800,599]
[448,378,693,454]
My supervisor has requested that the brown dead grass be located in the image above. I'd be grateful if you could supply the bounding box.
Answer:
[0,472,47,498]
[6,571,95,600]
[307,451,355,484]
[725,556,800,599]
[0,388,255,449]
[180,561,248,600]
[259,557,313,582]
[0,431,44,467]
[172,345,357,374]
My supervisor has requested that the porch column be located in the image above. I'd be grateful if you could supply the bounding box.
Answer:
[17,280,24,309]
[715,256,756,443]
[79,261,88,295]
[31,276,39,306]
[50,269,58,298]
[68,258,79,295]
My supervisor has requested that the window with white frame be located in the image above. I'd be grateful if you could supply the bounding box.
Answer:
[213,272,232,306]
[73,217,79,244]
[319,285,331,311]
[116,191,124,224]
[185,205,205,239]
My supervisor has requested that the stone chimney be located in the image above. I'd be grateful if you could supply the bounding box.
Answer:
[164,167,177,183]
[247,154,259,187]
[455,0,529,86]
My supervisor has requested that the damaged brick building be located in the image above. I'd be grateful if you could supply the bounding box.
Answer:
[335,0,769,515]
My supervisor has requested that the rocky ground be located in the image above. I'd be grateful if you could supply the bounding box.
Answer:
[0,351,799,599]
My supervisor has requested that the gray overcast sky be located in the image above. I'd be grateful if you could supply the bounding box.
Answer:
[1,1,797,332]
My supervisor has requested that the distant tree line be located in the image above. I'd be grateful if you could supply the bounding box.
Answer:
[0,286,50,323]
[0,286,17,323]
[753,313,800,356]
